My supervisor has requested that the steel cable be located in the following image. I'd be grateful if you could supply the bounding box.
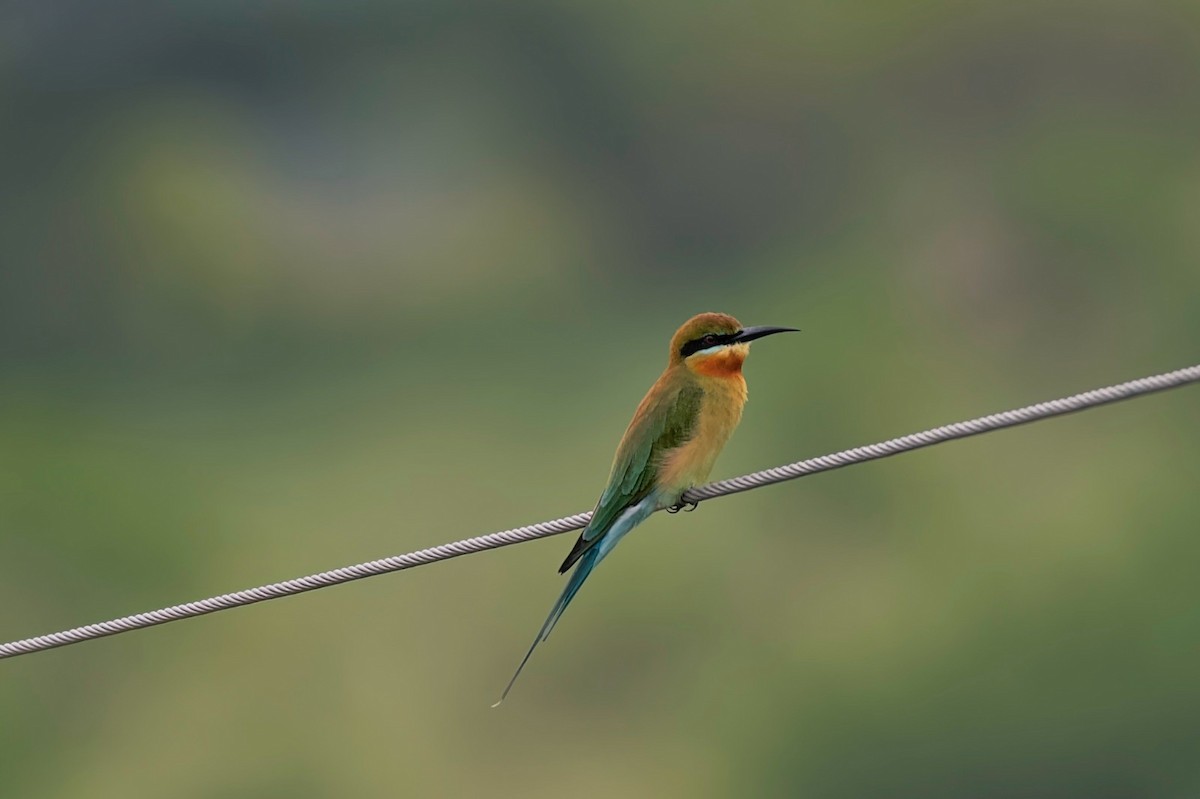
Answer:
[2,363,1197,660]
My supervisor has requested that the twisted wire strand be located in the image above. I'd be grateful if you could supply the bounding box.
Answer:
[2,363,1198,661]
[684,364,1200,502]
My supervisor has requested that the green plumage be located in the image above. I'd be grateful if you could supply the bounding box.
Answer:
[558,379,703,573]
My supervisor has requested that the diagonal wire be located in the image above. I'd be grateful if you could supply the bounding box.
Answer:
[1,363,1198,661]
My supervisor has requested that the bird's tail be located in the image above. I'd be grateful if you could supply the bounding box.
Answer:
[493,494,658,706]
[493,546,602,707]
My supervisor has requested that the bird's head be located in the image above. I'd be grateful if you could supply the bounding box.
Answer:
[669,312,798,377]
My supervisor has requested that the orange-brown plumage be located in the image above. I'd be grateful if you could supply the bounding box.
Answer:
[690,346,748,377]
[667,312,743,363]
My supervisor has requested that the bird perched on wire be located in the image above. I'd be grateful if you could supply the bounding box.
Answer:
[495,312,798,704]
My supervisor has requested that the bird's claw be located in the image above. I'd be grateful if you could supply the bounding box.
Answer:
[667,499,699,514]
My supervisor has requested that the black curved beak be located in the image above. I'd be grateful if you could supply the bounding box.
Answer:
[733,325,800,344]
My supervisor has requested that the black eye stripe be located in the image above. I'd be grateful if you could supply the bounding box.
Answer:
[679,331,739,358]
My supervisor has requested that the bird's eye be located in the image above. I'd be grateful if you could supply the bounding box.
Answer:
[702,334,717,346]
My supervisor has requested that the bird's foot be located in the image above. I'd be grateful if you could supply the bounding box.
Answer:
[666,499,699,514]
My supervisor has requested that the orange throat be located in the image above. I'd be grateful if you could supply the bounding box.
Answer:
[691,348,746,378]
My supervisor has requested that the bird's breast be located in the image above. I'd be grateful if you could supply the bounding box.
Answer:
[657,375,747,495]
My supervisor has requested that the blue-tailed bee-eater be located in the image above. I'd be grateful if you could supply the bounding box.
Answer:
[496,312,798,703]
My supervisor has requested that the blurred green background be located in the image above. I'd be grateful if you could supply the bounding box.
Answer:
[3,1,1199,796]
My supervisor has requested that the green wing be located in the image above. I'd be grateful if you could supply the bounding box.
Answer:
[557,380,703,573]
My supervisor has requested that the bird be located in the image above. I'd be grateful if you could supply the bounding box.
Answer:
[494,312,798,704]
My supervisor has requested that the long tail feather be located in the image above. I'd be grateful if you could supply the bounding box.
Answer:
[493,547,600,707]
[492,494,659,707]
